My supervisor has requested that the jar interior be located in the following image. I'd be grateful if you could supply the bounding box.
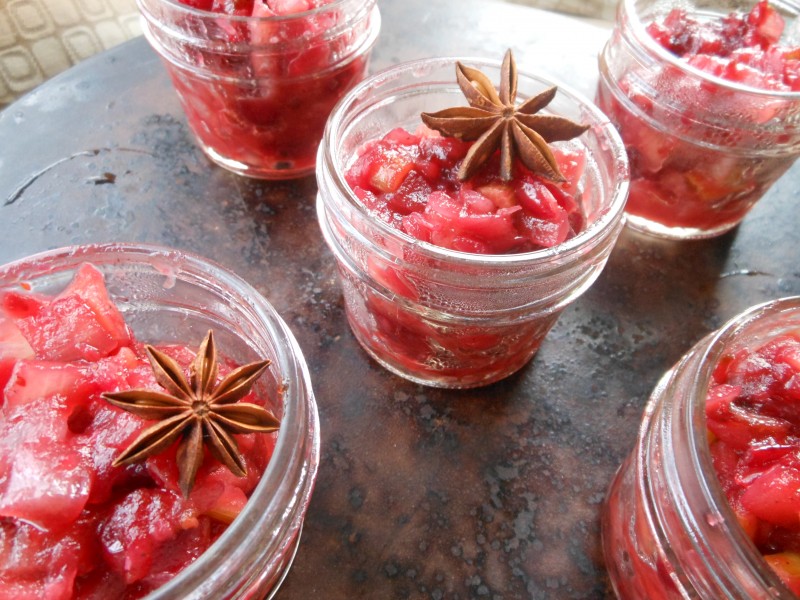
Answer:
[332,61,628,262]
[0,244,319,599]
[665,298,800,595]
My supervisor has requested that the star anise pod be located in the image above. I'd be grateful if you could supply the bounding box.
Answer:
[102,330,280,497]
[420,49,590,182]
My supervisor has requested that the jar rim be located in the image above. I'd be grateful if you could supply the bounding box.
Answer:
[138,0,379,58]
[142,23,379,84]
[319,55,630,268]
[620,0,800,99]
[686,295,800,480]
[0,242,321,598]
[672,295,800,593]
[138,0,375,22]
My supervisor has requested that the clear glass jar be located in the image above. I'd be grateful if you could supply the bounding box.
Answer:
[137,0,380,179]
[597,0,800,240]
[603,296,800,598]
[316,57,629,388]
[0,243,320,599]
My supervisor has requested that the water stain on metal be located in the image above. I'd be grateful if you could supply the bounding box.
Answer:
[86,172,117,185]
[719,269,773,278]
[4,147,151,206]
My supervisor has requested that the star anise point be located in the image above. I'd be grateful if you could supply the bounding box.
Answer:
[420,49,588,182]
[101,330,280,497]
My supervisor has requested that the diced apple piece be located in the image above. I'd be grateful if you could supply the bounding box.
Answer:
[740,462,800,527]
[0,317,34,360]
[0,442,91,532]
[764,553,800,596]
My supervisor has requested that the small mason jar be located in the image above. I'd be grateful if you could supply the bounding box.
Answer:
[316,57,629,388]
[597,0,800,240]
[603,296,800,599]
[137,0,380,179]
[0,243,320,599]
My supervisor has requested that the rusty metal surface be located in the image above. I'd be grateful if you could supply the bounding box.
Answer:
[1,0,799,598]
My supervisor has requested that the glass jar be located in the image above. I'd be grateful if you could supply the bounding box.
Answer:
[597,0,800,239]
[603,296,800,598]
[0,243,320,599]
[137,0,380,179]
[316,57,629,388]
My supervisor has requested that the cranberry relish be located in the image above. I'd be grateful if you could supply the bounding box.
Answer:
[159,0,373,177]
[0,264,275,599]
[707,330,800,595]
[345,126,588,254]
[647,0,800,90]
[180,0,335,15]
[597,0,800,236]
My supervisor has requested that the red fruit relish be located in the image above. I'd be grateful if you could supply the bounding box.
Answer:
[647,0,800,91]
[178,0,336,17]
[0,264,275,598]
[706,331,800,595]
[596,0,800,238]
[156,0,373,178]
[345,126,587,254]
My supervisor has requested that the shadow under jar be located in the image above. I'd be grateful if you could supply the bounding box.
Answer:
[316,57,629,389]
[597,0,800,240]
[137,0,380,179]
[603,296,800,598]
[0,243,320,599]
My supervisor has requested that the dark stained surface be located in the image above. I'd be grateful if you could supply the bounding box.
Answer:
[1,0,799,598]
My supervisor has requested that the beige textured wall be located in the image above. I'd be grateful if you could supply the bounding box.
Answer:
[0,0,140,107]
